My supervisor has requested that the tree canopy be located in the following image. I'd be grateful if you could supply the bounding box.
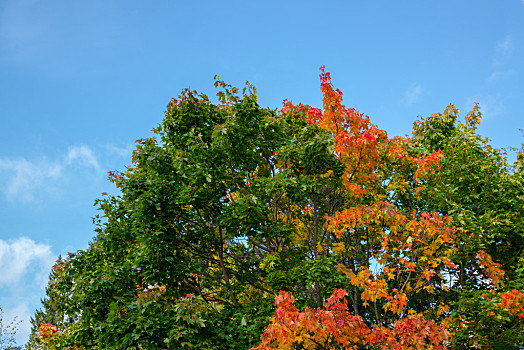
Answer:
[28,68,524,349]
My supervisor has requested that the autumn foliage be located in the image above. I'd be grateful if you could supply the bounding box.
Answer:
[253,289,449,350]
[28,67,524,349]
[251,67,523,349]
[38,323,57,344]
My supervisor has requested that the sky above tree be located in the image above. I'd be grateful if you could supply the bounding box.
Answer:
[1,0,524,345]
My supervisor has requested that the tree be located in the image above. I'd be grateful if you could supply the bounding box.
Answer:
[252,67,456,349]
[33,80,335,349]
[0,307,21,350]
[30,68,524,349]
[252,68,524,349]
[25,256,77,350]
[407,103,524,348]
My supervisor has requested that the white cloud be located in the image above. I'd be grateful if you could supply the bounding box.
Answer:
[486,35,517,85]
[66,145,101,171]
[0,237,55,289]
[0,237,56,345]
[493,35,515,67]
[105,144,134,159]
[0,145,101,202]
[0,157,62,202]
[498,35,514,57]
[403,83,423,105]
[485,69,516,84]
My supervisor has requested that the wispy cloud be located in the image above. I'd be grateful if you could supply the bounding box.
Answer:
[0,157,62,202]
[498,35,514,57]
[486,35,517,85]
[403,83,423,105]
[105,144,134,159]
[464,95,505,120]
[0,145,101,202]
[0,237,56,345]
[0,237,55,289]
[485,69,516,84]
[65,145,101,171]
[493,35,514,67]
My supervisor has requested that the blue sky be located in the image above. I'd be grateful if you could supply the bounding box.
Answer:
[1,0,523,345]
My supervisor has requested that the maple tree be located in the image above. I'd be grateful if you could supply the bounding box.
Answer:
[251,67,524,349]
[26,256,77,350]
[253,289,450,350]
[28,68,524,349]
[407,101,524,348]
[252,67,455,349]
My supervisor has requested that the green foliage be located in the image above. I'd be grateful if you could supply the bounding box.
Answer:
[409,104,524,348]
[27,76,524,349]
[29,81,347,349]
[26,256,77,350]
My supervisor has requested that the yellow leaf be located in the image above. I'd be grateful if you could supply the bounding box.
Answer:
[333,242,346,254]
[424,285,435,294]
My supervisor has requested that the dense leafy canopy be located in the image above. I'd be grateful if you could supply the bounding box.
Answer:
[28,68,524,349]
